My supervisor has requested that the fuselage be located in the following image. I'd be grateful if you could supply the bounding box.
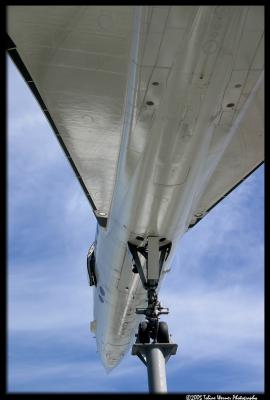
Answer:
[6,4,263,373]
[91,6,264,369]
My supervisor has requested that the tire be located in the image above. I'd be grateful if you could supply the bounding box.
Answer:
[157,321,169,343]
[138,321,150,343]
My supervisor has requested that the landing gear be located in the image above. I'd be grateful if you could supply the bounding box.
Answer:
[129,236,178,393]
[157,321,170,343]
[137,321,150,343]
[137,320,169,344]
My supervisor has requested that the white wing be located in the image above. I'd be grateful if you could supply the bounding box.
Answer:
[7,6,264,229]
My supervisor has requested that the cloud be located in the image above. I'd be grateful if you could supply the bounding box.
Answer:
[8,356,148,393]
[157,167,264,391]
[8,162,264,392]
[164,286,263,362]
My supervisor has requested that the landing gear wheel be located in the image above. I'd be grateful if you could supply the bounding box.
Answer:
[138,321,150,343]
[157,321,169,343]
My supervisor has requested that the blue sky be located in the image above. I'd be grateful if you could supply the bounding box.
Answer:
[7,56,264,393]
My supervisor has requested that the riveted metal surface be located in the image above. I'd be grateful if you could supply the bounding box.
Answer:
[7,6,264,370]
[7,6,135,216]
[8,5,263,226]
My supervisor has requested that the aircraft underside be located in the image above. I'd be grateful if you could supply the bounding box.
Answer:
[86,6,264,370]
[7,5,264,381]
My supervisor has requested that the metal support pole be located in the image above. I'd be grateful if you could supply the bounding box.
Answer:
[130,236,176,392]
[146,345,167,393]
[132,343,178,393]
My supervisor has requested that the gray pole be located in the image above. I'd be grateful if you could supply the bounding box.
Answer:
[132,342,178,393]
[146,345,167,393]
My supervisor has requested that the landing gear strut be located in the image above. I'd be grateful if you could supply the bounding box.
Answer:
[128,237,178,393]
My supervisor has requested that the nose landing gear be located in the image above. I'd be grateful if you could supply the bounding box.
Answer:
[128,236,178,393]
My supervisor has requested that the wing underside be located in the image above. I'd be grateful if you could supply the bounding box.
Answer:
[7,6,264,228]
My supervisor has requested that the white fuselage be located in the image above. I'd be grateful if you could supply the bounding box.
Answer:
[92,6,263,369]
[6,4,263,372]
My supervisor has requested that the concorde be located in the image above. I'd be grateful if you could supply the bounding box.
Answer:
[7,6,264,375]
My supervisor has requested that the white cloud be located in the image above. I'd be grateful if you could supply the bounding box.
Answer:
[157,170,264,387]
[164,287,263,363]
[8,256,93,333]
